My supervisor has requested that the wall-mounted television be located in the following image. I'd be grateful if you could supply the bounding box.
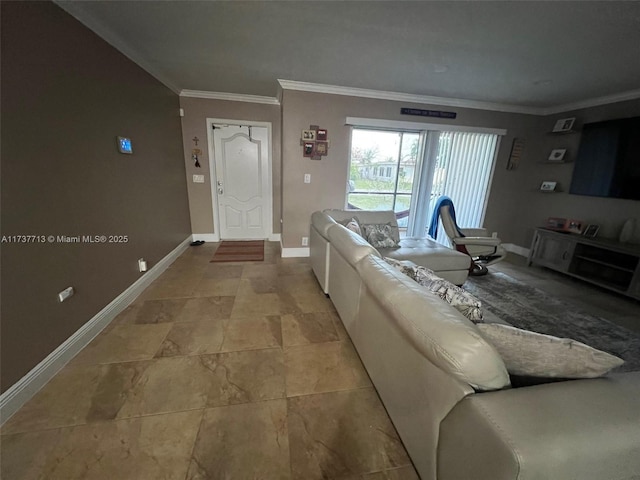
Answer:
[569,116,640,200]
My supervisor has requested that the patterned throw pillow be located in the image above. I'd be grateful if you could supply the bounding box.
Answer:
[384,258,483,323]
[339,217,362,236]
[477,323,624,378]
[362,223,400,248]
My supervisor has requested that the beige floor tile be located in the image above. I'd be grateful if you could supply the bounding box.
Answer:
[1,410,202,480]
[138,276,200,300]
[202,264,244,280]
[155,320,225,357]
[192,277,241,297]
[220,315,283,352]
[116,356,217,418]
[274,287,336,315]
[242,263,279,278]
[186,400,290,480]
[204,348,285,407]
[2,365,105,434]
[231,292,293,317]
[72,324,172,365]
[114,298,188,325]
[343,466,420,480]
[179,296,235,322]
[287,389,410,479]
[237,276,279,295]
[277,274,324,295]
[285,342,371,397]
[281,312,340,347]
[276,261,313,277]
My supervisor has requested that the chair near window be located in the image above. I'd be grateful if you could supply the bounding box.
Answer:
[429,196,506,276]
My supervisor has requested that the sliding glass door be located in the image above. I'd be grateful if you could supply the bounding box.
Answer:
[348,129,421,227]
[348,126,500,240]
[415,131,500,243]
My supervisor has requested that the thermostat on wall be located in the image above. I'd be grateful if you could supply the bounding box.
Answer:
[117,136,133,154]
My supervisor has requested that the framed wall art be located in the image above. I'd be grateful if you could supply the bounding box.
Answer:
[548,149,567,162]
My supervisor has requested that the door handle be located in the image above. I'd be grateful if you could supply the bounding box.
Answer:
[217,180,223,186]
[218,187,223,195]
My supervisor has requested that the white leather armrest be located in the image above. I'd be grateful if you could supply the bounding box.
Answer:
[438,372,640,480]
[311,211,338,237]
[453,236,501,247]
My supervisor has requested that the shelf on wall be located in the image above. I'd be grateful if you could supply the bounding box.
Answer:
[548,130,579,135]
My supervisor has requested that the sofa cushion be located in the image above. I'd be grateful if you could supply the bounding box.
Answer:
[361,222,400,248]
[328,224,381,267]
[358,256,510,391]
[385,258,483,323]
[477,323,624,378]
[324,209,398,227]
[380,237,471,272]
[338,217,363,236]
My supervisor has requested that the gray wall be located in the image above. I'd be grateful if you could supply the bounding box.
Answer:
[178,97,282,235]
[280,91,640,251]
[1,2,191,392]
[518,99,640,246]
[280,89,541,248]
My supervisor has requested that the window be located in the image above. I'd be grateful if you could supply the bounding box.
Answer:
[348,129,420,227]
[347,119,503,239]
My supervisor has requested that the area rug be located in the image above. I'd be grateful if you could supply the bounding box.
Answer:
[464,272,640,372]
[210,240,264,262]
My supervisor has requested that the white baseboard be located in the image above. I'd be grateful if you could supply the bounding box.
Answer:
[192,233,219,242]
[193,233,281,242]
[281,247,310,258]
[503,243,530,258]
[0,236,192,426]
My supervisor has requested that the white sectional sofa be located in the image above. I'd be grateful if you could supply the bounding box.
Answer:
[310,209,470,294]
[323,221,640,480]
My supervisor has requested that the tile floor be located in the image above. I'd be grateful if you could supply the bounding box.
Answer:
[2,244,638,480]
[1,242,418,480]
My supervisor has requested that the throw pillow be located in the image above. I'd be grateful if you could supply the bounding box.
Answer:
[384,258,483,323]
[362,223,400,248]
[477,323,624,378]
[339,217,362,236]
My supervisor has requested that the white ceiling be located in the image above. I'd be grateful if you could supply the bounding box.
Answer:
[57,1,640,113]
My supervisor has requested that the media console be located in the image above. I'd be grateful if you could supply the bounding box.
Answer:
[528,228,640,300]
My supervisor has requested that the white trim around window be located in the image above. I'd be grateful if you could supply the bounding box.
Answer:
[345,117,507,136]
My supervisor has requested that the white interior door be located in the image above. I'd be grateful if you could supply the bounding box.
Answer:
[212,124,271,239]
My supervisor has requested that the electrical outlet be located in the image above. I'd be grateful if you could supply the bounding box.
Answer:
[304,174,311,184]
[301,236,309,246]
[193,174,205,183]
[58,286,74,303]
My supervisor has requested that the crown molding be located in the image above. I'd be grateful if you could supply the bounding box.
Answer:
[54,1,181,94]
[179,90,280,105]
[542,89,640,116]
[277,79,543,115]
[278,79,640,117]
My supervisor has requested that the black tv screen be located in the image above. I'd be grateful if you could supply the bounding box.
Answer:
[570,116,640,200]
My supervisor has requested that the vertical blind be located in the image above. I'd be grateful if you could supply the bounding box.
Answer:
[429,131,499,244]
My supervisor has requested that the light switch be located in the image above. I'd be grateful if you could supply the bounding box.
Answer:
[304,174,311,184]
[193,175,205,183]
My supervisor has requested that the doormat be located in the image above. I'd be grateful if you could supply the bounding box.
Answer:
[210,240,264,263]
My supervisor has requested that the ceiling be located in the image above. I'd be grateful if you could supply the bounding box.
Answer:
[57,1,640,113]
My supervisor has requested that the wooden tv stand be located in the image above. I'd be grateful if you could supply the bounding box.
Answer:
[528,228,640,300]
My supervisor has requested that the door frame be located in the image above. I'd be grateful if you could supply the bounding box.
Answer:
[206,118,275,241]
